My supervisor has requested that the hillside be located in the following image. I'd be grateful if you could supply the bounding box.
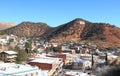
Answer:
[43,18,86,42]
[1,18,120,47]
[1,22,51,37]
[0,22,16,30]
[44,18,120,45]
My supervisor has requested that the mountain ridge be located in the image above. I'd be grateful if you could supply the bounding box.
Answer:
[1,18,120,47]
[1,22,51,37]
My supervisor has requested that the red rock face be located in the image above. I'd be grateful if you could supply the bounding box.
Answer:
[104,26,120,44]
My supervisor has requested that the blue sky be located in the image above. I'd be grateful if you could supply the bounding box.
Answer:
[0,0,120,27]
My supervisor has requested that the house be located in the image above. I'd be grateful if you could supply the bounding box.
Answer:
[28,57,63,76]
[0,51,17,62]
[56,53,80,65]
[73,58,91,69]
[80,54,92,60]
[0,63,39,76]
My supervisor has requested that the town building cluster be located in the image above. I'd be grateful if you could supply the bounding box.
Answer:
[0,34,120,76]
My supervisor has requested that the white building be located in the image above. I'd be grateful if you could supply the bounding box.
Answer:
[80,54,92,60]
[73,58,91,69]
[0,63,39,76]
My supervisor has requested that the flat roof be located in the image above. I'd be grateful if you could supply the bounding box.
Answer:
[30,57,61,64]
[74,58,89,63]
[2,51,17,55]
[0,63,39,75]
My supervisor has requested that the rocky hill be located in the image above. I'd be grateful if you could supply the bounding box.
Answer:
[43,18,86,42]
[41,18,120,48]
[81,22,120,44]
[43,18,120,44]
[1,18,120,47]
[1,22,51,37]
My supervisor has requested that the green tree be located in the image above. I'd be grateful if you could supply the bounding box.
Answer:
[33,48,38,53]
[16,50,27,64]
[0,44,2,49]
[9,39,14,42]
[53,47,61,53]
[45,45,55,54]
[75,50,80,53]
[50,44,54,51]
[45,47,51,54]
[25,42,32,53]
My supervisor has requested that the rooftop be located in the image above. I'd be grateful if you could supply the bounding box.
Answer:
[2,51,17,55]
[0,63,39,75]
[30,57,62,64]
[74,58,89,63]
